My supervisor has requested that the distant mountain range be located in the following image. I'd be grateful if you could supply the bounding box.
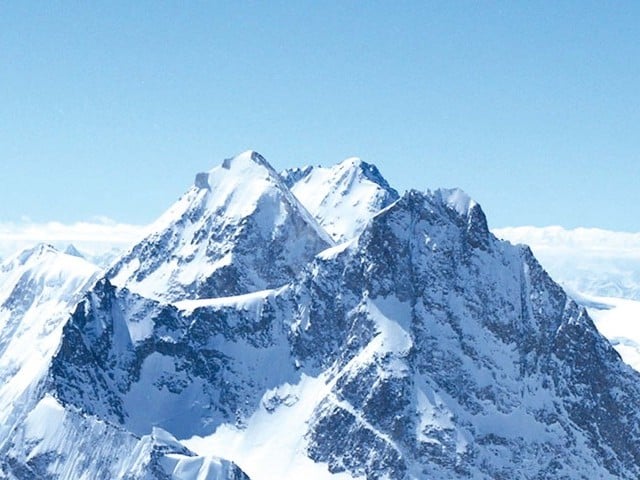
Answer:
[495,226,640,301]
[496,226,640,375]
[1,151,640,479]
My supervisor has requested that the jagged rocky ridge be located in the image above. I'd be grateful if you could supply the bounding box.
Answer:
[2,151,640,479]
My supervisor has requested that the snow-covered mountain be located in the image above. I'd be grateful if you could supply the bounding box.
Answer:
[109,150,331,302]
[0,244,100,445]
[282,157,399,243]
[3,151,640,479]
[0,247,249,479]
[0,220,145,268]
[3,393,249,480]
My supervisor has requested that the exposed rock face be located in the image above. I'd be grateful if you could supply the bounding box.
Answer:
[291,189,640,479]
[2,151,640,479]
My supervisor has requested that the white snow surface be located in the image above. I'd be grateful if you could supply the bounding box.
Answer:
[11,394,241,480]
[174,287,282,313]
[184,373,361,480]
[110,150,331,302]
[0,244,100,444]
[287,157,398,243]
[180,296,412,480]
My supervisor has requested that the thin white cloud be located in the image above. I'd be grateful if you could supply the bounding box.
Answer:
[0,219,148,264]
[494,226,640,259]
[494,226,640,300]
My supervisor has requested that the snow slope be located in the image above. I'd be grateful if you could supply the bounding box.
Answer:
[2,393,249,480]
[0,244,100,445]
[110,150,331,302]
[282,157,399,243]
[0,247,250,479]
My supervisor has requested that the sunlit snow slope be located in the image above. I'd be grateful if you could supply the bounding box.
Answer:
[282,157,399,243]
[110,150,331,302]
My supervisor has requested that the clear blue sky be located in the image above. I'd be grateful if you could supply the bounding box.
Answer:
[1,1,638,231]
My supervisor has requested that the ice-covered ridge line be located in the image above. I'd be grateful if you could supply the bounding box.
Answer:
[144,149,332,246]
[6,394,249,479]
[108,150,333,302]
[0,244,101,449]
[195,151,281,189]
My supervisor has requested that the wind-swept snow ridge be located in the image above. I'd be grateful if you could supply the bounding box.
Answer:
[109,150,332,302]
[283,157,399,243]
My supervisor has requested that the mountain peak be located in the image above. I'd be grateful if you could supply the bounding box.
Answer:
[194,150,277,191]
[336,157,397,194]
[14,243,58,265]
[222,149,272,169]
[8,150,640,480]
[285,157,399,242]
[389,188,490,251]
[218,150,280,178]
[109,151,331,302]
[340,156,363,167]
[64,244,85,259]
